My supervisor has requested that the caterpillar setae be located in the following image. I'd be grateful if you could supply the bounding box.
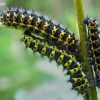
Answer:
[21,34,89,96]
[83,17,100,88]
[0,8,79,53]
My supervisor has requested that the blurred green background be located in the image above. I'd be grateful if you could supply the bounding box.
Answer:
[0,0,100,100]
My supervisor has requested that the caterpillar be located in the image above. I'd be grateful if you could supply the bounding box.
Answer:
[0,8,79,53]
[83,17,100,88]
[21,34,89,96]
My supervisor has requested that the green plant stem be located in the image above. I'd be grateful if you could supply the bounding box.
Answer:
[74,0,98,100]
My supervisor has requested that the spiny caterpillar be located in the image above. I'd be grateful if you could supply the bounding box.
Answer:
[21,34,89,96]
[83,18,100,73]
[0,8,79,52]
[83,18,100,87]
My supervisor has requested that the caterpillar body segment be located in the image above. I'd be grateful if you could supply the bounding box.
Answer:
[69,72,86,83]
[72,79,89,94]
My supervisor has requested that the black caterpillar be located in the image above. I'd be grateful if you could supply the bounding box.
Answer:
[0,8,79,53]
[83,17,100,88]
[21,34,89,96]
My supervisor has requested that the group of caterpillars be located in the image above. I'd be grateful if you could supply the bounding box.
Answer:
[83,18,100,88]
[1,7,100,100]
